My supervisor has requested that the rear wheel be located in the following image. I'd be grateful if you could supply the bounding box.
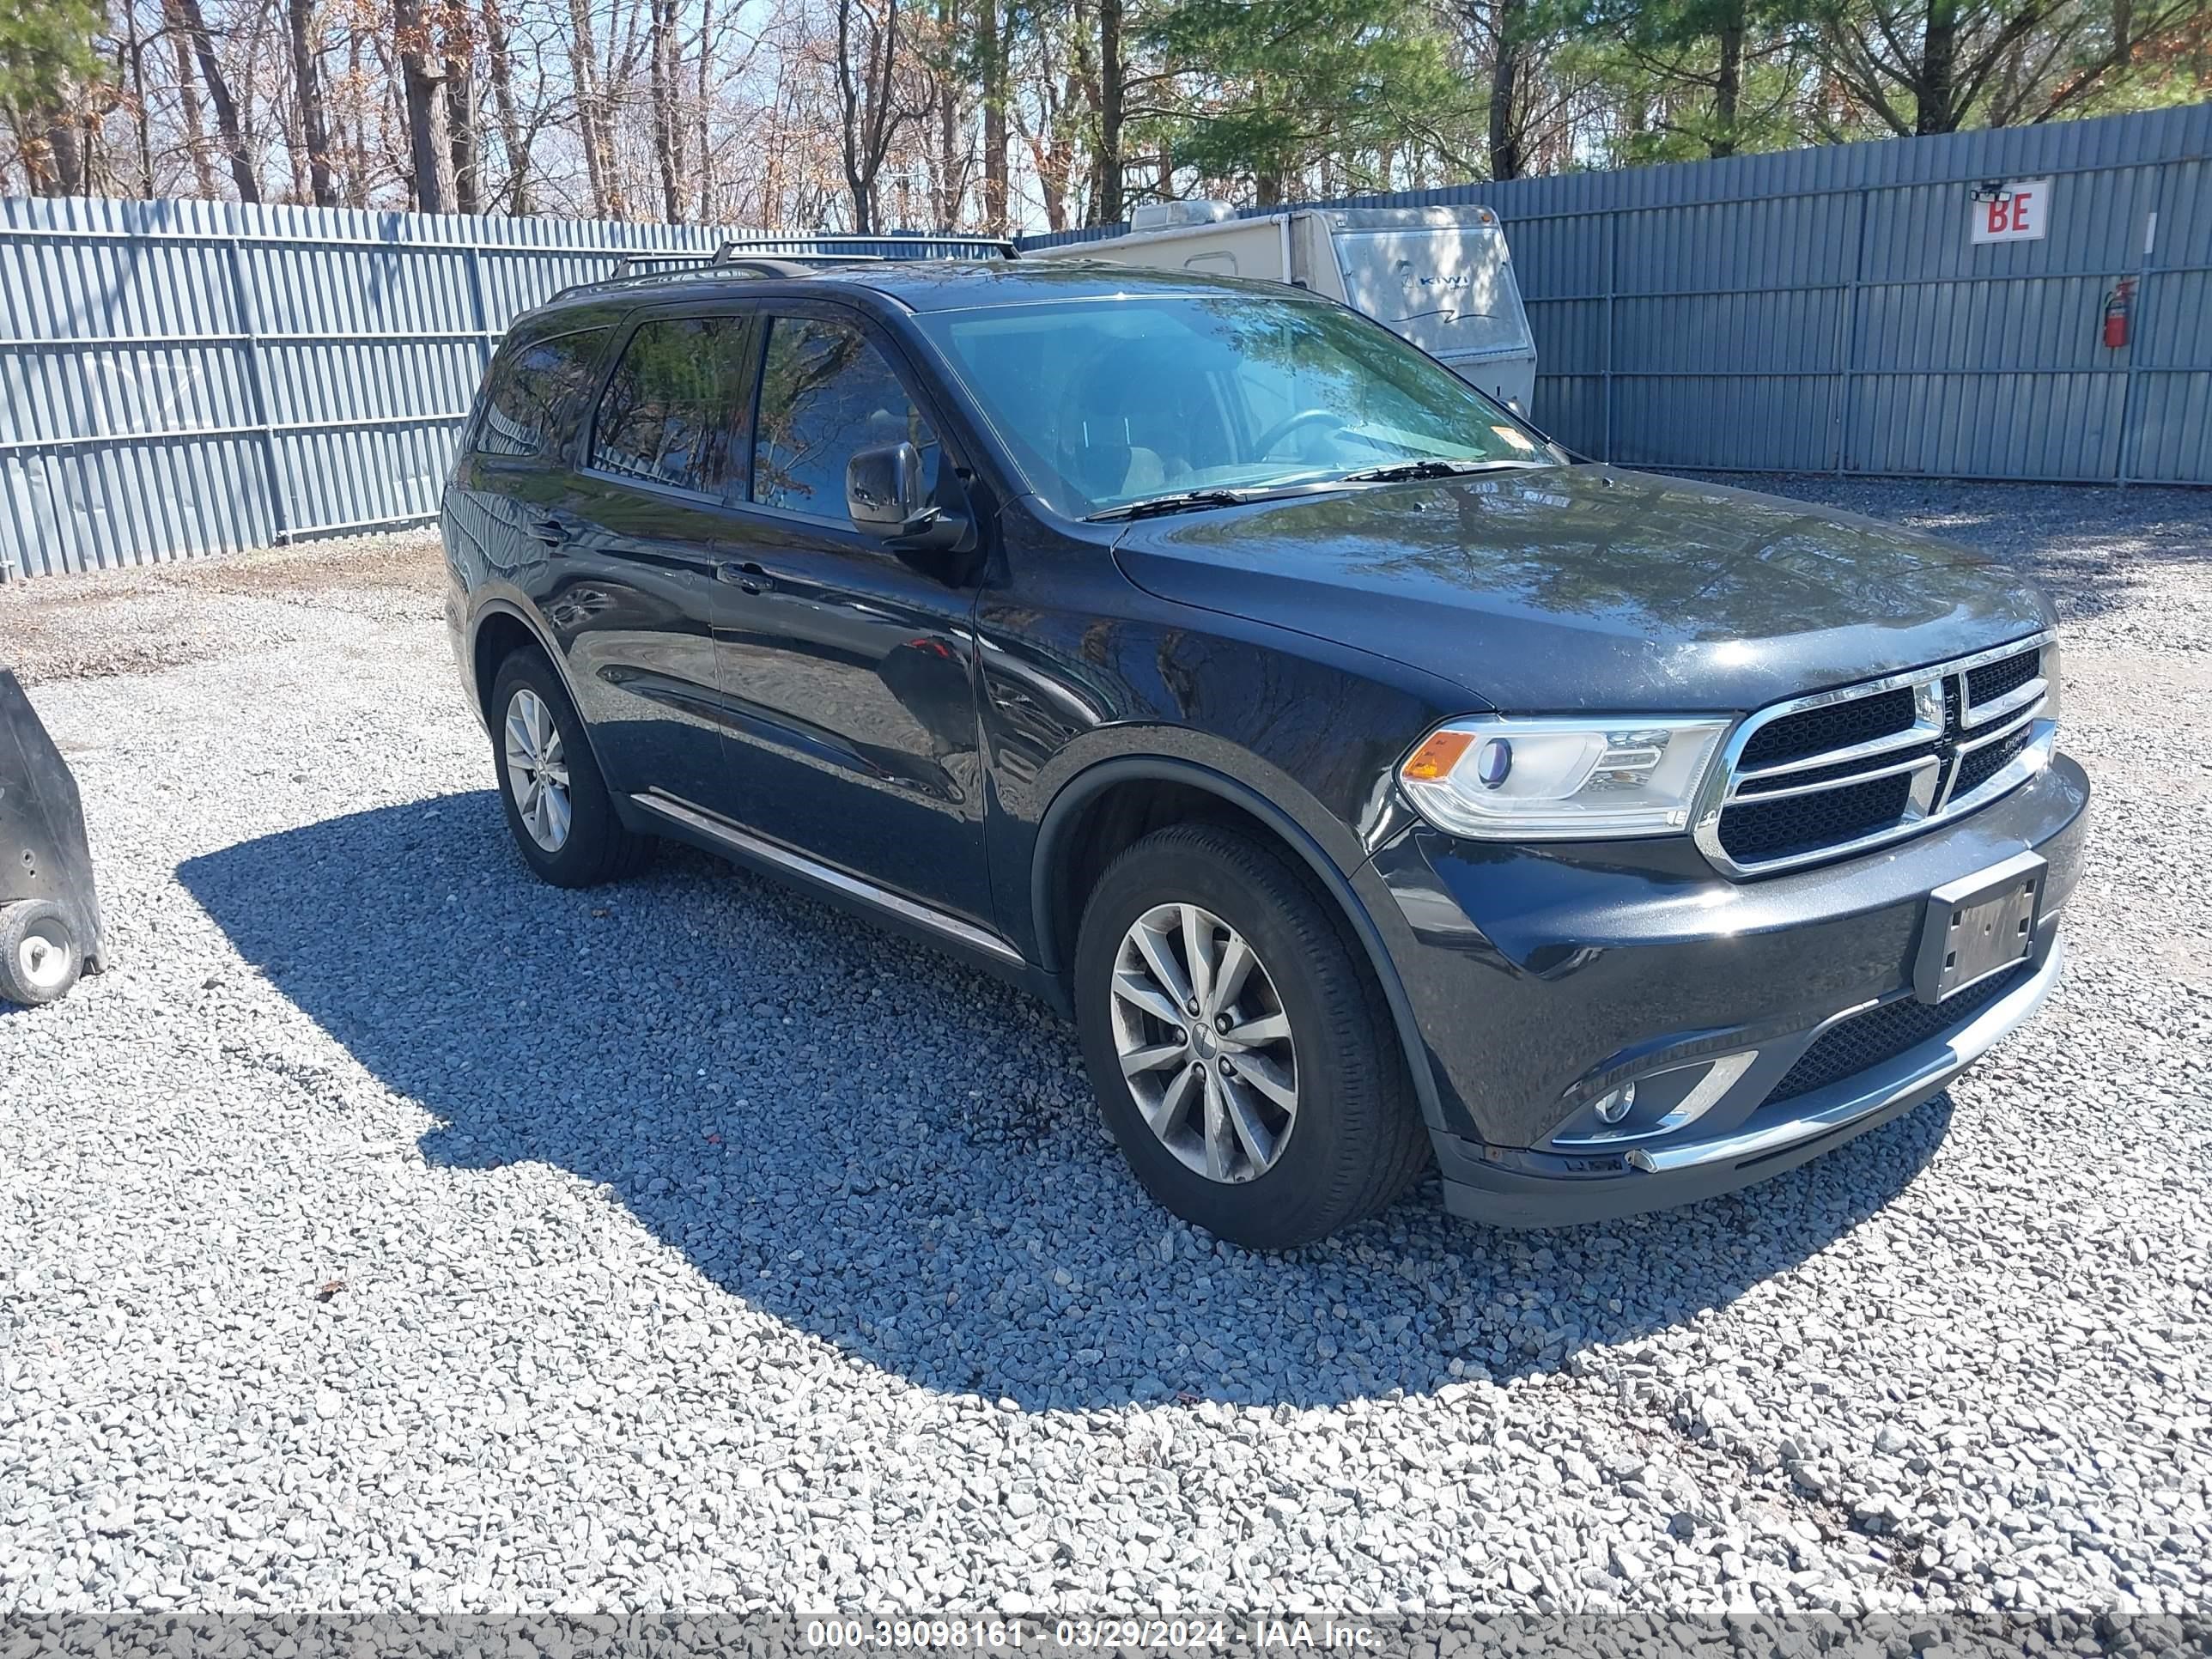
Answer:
[1073,823,1430,1249]
[489,651,651,889]
[0,900,82,1006]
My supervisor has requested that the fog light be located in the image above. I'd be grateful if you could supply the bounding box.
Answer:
[1594,1081,1636,1125]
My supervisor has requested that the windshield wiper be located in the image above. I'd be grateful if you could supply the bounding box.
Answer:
[1085,459,1540,520]
[1335,458,1538,484]
[1085,488,1273,523]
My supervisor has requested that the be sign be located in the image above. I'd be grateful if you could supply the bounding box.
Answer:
[1971,178,2051,244]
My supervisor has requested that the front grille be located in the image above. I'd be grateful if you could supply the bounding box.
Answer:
[1953,724,2033,798]
[1966,647,2039,715]
[1764,964,2028,1107]
[1718,772,1915,864]
[1699,635,2052,878]
[1737,687,1916,769]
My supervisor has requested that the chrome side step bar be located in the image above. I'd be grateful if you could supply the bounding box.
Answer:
[629,790,1025,967]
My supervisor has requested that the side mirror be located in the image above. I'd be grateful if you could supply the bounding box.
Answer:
[847,441,973,556]
[847,442,934,537]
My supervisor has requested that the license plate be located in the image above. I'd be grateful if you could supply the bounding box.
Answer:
[1913,851,2045,1004]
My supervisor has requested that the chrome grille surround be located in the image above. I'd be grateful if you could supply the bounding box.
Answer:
[1693,631,2058,878]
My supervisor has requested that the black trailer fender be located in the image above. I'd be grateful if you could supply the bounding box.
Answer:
[1,668,108,975]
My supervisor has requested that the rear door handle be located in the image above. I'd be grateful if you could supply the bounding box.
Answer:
[718,560,770,595]
[527,517,568,546]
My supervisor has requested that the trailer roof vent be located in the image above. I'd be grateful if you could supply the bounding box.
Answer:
[1130,199,1237,232]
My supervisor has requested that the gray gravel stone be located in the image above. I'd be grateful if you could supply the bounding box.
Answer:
[0,481,2207,1620]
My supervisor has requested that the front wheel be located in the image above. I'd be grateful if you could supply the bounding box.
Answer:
[1072,823,1430,1249]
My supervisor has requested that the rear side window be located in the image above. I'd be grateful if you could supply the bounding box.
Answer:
[752,316,938,518]
[472,327,609,458]
[588,315,757,498]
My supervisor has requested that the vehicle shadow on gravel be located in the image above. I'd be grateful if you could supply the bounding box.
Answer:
[179,793,1953,1411]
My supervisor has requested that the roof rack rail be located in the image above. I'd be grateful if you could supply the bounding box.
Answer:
[606,251,711,280]
[545,231,1018,305]
[713,240,884,264]
[717,232,1020,260]
[546,257,722,303]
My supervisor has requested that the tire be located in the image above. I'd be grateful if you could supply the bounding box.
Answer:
[1072,823,1431,1249]
[0,899,82,1006]
[488,649,652,889]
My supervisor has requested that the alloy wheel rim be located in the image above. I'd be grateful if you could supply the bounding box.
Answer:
[16,925,72,992]
[502,687,573,852]
[1109,902,1298,1184]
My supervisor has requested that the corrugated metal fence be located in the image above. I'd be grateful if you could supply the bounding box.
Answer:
[3,106,2205,578]
[0,198,1007,578]
[1024,102,2211,488]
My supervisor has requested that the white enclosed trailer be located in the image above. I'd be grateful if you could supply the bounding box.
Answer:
[1032,201,1539,413]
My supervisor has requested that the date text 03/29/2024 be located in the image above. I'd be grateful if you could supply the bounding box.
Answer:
[803,1619,1379,1650]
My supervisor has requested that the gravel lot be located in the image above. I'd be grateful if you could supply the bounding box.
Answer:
[1,477,2207,1624]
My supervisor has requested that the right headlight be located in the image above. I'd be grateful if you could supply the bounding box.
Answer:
[1398,714,1732,840]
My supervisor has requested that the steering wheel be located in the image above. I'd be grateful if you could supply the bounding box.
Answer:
[1253,408,1347,457]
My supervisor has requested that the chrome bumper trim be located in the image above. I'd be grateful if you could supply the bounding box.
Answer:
[1625,934,2065,1176]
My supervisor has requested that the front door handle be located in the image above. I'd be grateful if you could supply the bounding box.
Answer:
[718,560,770,595]
[527,517,568,546]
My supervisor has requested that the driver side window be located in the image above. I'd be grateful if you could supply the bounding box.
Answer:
[751,316,939,520]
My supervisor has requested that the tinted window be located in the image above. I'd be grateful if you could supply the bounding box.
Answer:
[753,317,938,518]
[914,295,1554,518]
[589,315,756,498]
[472,327,609,458]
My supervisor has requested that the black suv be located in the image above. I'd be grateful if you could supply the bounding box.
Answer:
[441,259,2087,1248]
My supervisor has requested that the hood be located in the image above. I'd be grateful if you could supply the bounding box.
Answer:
[1110,466,2055,714]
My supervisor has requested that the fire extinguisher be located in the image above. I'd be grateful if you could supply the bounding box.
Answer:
[2103,276,2135,349]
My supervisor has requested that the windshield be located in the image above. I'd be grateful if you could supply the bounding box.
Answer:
[911,294,1556,519]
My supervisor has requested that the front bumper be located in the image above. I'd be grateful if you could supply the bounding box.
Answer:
[1357,753,2090,1228]
[1432,935,2063,1226]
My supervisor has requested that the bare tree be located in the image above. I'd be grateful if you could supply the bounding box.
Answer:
[389,0,453,208]
[567,0,624,215]
[170,0,260,198]
[647,0,684,218]
[1484,0,1528,177]
[921,0,972,227]
[446,8,480,212]
[1015,9,1085,228]
[479,0,532,212]
[283,0,338,203]
[693,0,717,217]
[161,3,219,195]
[977,0,1008,229]
[1093,0,1124,220]
[118,0,157,194]
[834,0,916,232]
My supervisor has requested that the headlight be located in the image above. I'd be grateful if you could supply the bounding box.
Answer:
[1398,714,1731,840]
